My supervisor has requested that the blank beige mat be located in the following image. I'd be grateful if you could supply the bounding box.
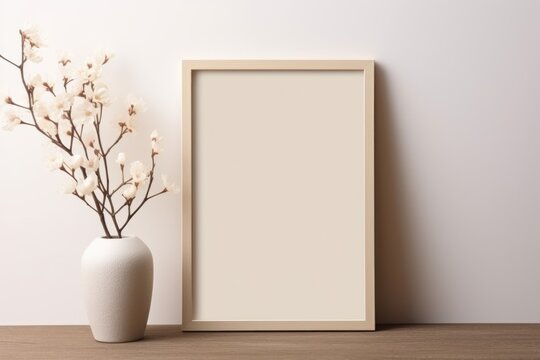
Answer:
[192,70,366,321]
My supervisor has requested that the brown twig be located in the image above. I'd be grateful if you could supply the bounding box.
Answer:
[111,177,133,197]
[9,102,30,110]
[105,128,128,157]
[0,54,19,68]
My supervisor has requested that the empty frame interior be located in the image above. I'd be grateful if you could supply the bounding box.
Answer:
[183,61,374,331]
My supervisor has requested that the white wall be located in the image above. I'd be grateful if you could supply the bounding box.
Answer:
[1,0,539,325]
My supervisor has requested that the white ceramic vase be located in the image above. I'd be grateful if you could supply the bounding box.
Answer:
[81,236,153,343]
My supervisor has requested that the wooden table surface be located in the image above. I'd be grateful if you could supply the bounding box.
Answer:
[1,324,539,359]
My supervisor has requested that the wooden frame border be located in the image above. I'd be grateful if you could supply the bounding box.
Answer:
[182,60,375,331]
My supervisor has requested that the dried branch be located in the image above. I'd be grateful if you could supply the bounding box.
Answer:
[111,177,132,196]
[8,102,30,110]
[0,54,19,68]
[0,28,175,238]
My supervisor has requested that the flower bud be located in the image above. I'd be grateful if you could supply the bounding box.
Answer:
[116,152,126,166]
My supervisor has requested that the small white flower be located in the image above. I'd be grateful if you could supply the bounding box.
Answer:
[150,129,163,154]
[26,74,46,99]
[46,152,64,171]
[82,130,98,149]
[23,42,42,63]
[33,101,58,136]
[71,97,97,126]
[49,93,72,121]
[59,65,74,81]
[95,50,114,65]
[161,174,179,193]
[116,152,126,166]
[21,25,44,48]
[76,173,98,197]
[79,58,103,83]
[32,100,49,118]
[151,141,162,154]
[122,184,138,200]
[2,110,23,131]
[117,116,135,133]
[150,129,162,142]
[83,156,100,173]
[58,117,73,138]
[126,95,147,117]
[58,52,72,66]
[63,178,77,194]
[28,74,42,87]
[67,79,84,98]
[66,154,83,170]
[58,53,74,80]
[86,82,110,105]
[130,161,147,185]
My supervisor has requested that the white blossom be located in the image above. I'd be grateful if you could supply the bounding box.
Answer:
[95,50,114,65]
[49,93,72,120]
[150,129,162,142]
[116,152,126,166]
[26,74,43,88]
[130,161,147,185]
[33,101,58,136]
[2,110,23,131]
[58,117,73,138]
[83,156,100,173]
[58,53,74,80]
[82,129,98,149]
[23,42,42,63]
[40,121,57,137]
[26,74,53,101]
[71,97,97,126]
[117,116,135,133]
[161,174,179,193]
[58,52,72,66]
[26,74,46,99]
[150,129,163,154]
[66,154,84,170]
[59,64,74,80]
[28,74,43,88]
[79,58,103,83]
[63,178,77,194]
[46,152,64,171]
[122,184,137,200]
[33,100,48,118]
[76,173,98,197]
[86,82,110,105]
[21,25,44,48]
[67,79,85,98]
[126,95,147,117]
[151,141,162,154]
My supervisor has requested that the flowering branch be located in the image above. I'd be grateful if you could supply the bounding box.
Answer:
[0,26,178,238]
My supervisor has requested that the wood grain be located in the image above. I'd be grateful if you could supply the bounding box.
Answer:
[1,325,539,359]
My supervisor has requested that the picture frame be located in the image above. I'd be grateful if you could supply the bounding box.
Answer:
[182,60,374,331]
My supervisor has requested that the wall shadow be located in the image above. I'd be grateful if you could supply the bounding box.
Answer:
[375,65,420,324]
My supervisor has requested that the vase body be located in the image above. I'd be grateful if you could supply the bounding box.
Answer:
[81,236,153,343]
